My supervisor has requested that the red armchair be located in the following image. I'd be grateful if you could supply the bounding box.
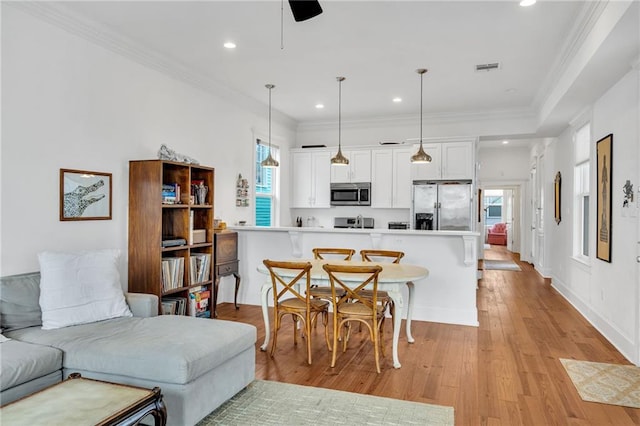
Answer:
[487,223,507,245]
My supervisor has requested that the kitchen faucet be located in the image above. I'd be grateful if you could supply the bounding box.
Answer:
[356,214,364,229]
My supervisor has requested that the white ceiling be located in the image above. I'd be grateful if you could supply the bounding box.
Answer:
[53,0,639,144]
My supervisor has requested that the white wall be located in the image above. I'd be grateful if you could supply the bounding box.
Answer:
[542,67,640,364]
[296,114,537,148]
[0,7,296,279]
[478,146,530,182]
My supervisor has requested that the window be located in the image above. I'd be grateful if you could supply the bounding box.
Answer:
[255,139,278,226]
[484,192,503,226]
[573,123,590,259]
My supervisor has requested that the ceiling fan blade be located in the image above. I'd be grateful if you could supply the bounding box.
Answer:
[288,0,323,22]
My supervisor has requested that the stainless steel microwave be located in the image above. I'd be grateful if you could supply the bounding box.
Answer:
[330,182,371,206]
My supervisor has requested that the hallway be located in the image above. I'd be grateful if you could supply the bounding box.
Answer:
[217,246,639,425]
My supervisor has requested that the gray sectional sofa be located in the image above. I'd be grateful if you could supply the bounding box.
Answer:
[0,272,257,426]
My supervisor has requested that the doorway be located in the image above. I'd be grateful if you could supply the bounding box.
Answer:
[480,184,523,258]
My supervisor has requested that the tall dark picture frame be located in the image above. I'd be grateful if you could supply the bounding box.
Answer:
[554,172,561,225]
[60,168,112,221]
[596,134,612,262]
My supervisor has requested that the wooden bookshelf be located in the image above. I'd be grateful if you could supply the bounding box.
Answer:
[128,160,215,317]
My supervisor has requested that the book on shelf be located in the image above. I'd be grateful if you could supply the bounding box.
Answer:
[162,182,181,204]
[161,257,184,292]
[161,296,187,315]
[189,253,211,284]
[188,211,194,245]
[188,286,211,318]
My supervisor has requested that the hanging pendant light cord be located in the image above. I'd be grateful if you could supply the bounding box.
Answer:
[280,0,284,50]
[420,70,423,147]
[338,78,342,150]
[268,85,272,152]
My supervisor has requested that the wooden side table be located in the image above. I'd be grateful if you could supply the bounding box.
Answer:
[0,373,167,425]
[213,231,240,317]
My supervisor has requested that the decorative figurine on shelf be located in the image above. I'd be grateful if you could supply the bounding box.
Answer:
[236,174,250,207]
[157,144,199,165]
[195,183,208,205]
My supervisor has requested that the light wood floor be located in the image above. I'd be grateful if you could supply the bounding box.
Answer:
[216,246,639,425]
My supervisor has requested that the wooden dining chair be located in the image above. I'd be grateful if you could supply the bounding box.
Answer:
[358,250,405,319]
[312,248,355,260]
[322,263,389,373]
[308,248,355,304]
[360,249,405,264]
[262,259,331,364]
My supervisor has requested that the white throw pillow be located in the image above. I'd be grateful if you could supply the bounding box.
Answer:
[38,249,132,330]
[0,334,10,342]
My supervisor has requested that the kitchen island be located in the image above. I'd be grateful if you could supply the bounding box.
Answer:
[220,226,479,327]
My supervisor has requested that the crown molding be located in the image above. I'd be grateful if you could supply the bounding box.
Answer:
[7,1,298,129]
[532,1,608,110]
[297,107,537,131]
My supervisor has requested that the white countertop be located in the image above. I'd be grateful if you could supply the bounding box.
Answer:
[228,225,479,237]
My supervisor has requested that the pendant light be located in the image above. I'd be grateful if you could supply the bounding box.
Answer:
[411,69,432,164]
[331,76,349,166]
[261,84,279,168]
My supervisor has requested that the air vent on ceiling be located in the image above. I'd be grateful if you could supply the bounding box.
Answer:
[475,62,501,72]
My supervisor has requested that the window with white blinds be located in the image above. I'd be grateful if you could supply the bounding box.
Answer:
[573,122,590,260]
[255,139,278,226]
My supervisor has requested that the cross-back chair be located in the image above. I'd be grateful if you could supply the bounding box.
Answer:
[308,248,355,305]
[322,263,388,373]
[262,259,331,365]
[360,249,405,264]
[312,248,355,260]
[358,250,406,320]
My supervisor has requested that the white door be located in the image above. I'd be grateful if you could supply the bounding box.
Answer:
[536,155,545,272]
[529,165,537,265]
[504,189,514,252]
[637,240,640,365]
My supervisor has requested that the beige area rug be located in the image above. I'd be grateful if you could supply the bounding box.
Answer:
[560,358,640,408]
[197,380,454,425]
[483,259,521,271]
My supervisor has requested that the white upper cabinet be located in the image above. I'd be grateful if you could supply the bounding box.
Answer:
[330,149,371,183]
[411,139,475,181]
[290,149,331,208]
[371,149,392,208]
[371,147,413,209]
[410,143,441,181]
[442,142,474,179]
[393,148,413,208]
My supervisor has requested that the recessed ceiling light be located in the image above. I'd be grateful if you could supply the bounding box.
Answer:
[393,97,402,103]
[505,88,517,94]
[223,42,236,49]
[315,104,324,109]
[520,0,536,6]
[502,140,510,145]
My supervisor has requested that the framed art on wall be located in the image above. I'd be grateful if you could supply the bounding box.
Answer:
[596,134,612,262]
[60,169,112,221]
[554,172,561,225]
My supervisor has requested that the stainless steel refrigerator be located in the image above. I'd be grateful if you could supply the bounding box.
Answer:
[411,180,473,231]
